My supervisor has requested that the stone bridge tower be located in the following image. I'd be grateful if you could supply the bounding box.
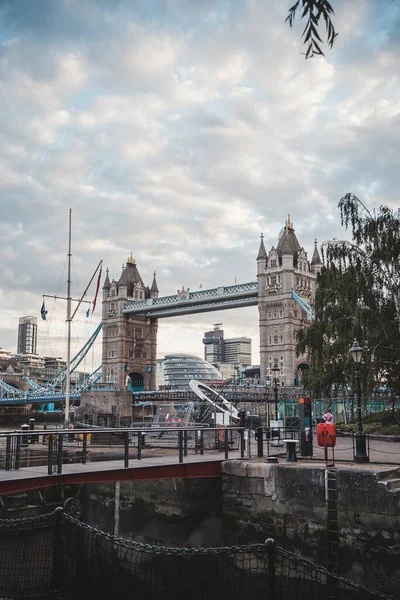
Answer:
[101,256,159,391]
[257,216,322,387]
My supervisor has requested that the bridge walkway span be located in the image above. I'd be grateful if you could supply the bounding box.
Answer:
[0,450,243,495]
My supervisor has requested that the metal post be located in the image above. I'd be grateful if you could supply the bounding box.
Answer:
[200,429,204,455]
[52,507,64,595]
[57,435,63,474]
[257,427,263,458]
[224,428,229,459]
[178,430,183,463]
[184,430,188,457]
[274,383,278,420]
[265,538,276,600]
[124,431,129,468]
[82,433,87,465]
[15,436,21,470]
[137,431,142,460]
[240,429,245,458]
[48,435,54,475]
[5,436,11,471]
[354,368,369,463]
[114,481,120,536]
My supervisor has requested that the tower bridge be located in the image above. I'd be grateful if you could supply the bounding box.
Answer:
[0,216,322,406]
[102,216,322,394]
[123,281,258,318]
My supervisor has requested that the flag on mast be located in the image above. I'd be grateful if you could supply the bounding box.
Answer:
[41,301,48,321]
[92,265,102,314]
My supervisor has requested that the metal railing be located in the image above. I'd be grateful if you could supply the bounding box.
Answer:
[0,425,247,476]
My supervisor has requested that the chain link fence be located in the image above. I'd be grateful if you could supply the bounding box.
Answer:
[0,509,393,600]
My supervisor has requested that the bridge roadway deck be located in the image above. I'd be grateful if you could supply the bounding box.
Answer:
[0,450,243,495]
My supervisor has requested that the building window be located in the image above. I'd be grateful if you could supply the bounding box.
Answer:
[271,259,277,268]
[268,311,271,319]
[271,276,276,286]
[279,310,283,318]
[274,335,278,344]
[280,335,283,343]
[269,336,272,345]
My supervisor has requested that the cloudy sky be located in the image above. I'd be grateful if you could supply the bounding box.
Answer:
[1,0,399,370]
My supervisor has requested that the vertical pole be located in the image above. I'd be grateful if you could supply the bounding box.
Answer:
[178,430,183,463]
[52,507,64,596]
[200,429,204,456]
[137,432,142,460]
[65,208,72,427]
[257,427,263,458]
[5,436,11,471]
[124,431,129,468]
[240,429,245,458]
[15,436,21,470]
[48,435,54,475]
[183,430,188,457]
[82,433,87,465]
[224,428,229,459]
[57,434,63,474]
[114,481,120,536]
[265,538,276,600]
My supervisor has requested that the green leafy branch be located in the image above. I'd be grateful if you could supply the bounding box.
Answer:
[286,0,338,59]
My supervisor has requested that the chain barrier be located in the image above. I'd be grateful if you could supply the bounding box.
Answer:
[0,509,394,600]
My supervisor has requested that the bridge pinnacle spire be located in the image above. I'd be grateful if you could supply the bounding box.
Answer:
[257,233,267,261]
[150,271,159,297]
[103,268,110,290]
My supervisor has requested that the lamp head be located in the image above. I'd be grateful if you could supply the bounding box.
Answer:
[350,339,363,364]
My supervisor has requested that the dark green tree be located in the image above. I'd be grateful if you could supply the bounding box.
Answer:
[298,194,400,398]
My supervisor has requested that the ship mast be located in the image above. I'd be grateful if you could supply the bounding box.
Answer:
[65,208,72,426]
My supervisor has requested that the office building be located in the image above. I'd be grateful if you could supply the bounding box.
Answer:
[203,324,252,367]
[17,316,37,355]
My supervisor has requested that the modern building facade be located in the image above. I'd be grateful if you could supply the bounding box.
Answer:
[203,324,252,367]
[257,216,322,386]
[158,354,223,390]
[17,316,37,355]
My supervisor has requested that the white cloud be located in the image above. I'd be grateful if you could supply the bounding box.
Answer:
[0,0,399,372]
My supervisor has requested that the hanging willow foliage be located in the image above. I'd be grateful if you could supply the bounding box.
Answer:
[297,194,400,398]
[286,0,338,58]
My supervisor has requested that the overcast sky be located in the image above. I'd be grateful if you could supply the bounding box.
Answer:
[1,0,399,370]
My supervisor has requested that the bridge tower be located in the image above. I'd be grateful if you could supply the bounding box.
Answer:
[101,256,158,391]
[257,217,322,387]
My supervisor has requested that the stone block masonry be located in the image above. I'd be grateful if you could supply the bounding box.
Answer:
[221,461,400,598]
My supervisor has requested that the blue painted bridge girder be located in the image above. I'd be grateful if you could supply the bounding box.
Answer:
[123,281,258,318]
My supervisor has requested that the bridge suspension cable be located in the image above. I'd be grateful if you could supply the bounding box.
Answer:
[291,289,315,320]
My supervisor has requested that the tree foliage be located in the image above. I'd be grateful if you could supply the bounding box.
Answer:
[298,194,400,398]
[286,0,338,59]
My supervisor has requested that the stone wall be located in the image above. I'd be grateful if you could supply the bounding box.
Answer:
[83,478,222,547]
[76,390,133,425]
[221,461,400,597]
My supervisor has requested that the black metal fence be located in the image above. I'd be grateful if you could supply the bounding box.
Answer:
[0,509,393,600]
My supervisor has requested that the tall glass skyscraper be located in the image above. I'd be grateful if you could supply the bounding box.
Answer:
[17,316,38,355]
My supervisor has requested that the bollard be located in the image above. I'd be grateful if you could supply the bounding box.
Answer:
[29,418,38,444]
[21,424,29,447]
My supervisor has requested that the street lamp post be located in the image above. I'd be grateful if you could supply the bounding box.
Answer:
[350,340,369,464]
[271,363,280,420]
